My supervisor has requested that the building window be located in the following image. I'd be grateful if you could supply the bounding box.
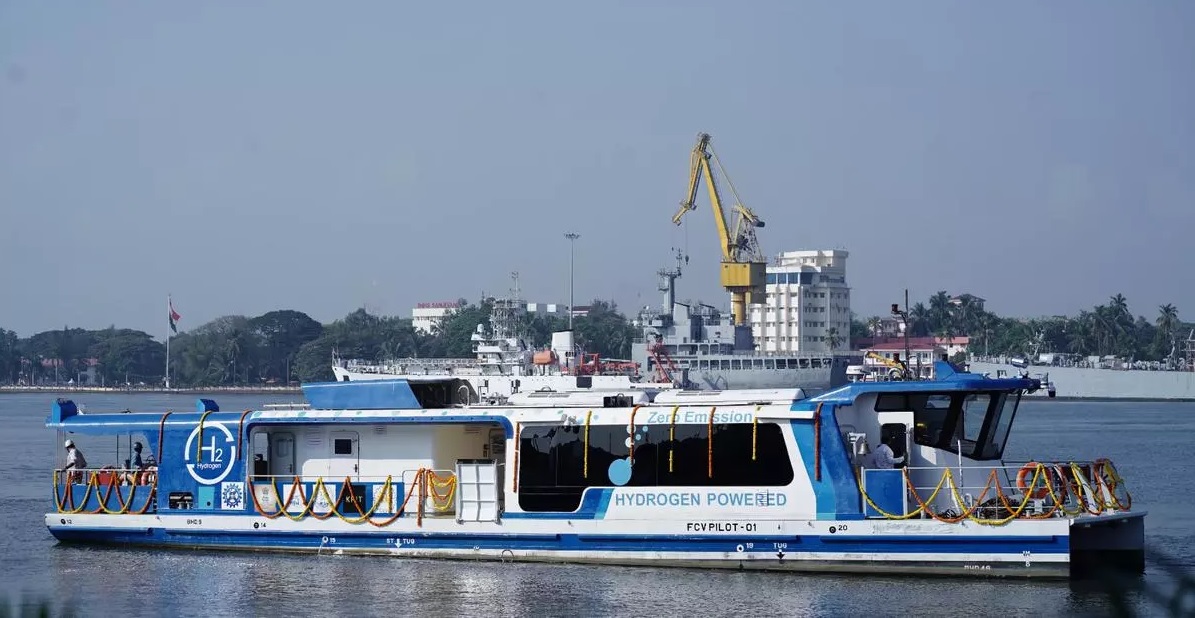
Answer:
[517,423,795,512]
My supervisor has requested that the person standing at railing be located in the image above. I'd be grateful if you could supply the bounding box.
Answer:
[866,436,905,470]
[64,440,87,484]
[123,442,147,484]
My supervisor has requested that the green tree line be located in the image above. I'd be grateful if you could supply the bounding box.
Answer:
[0,299,638,387]
[4,291,1188,387]
[852,292,1192,363]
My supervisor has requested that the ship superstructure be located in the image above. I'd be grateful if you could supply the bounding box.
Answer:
[332,284,651,401]
[631,250,860,392]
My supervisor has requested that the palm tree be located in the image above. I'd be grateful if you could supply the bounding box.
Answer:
[928,291,952,333]
[909,303,930,337]
[826,327,843,351]
[1156,304,1180,361]
[1157,304,1179,336]
[1109,294,1129,320]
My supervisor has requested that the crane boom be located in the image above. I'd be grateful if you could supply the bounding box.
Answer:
[670,132,767,328]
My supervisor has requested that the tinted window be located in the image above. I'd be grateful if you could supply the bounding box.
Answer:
[333,439,353,455]
[878,391,1015,461]
[978,393,1015,460]
[518,423,794,512]
[957,394,991,444]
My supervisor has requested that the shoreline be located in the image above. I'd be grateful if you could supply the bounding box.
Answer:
[0,386,303,395]
[0,386,1190,402]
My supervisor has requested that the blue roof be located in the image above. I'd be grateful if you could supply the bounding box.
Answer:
[301,379,422,410]
[45,397,242,435]
[793,360,1040,410]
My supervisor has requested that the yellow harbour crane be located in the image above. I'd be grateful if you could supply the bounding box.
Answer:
[671,132,766,328]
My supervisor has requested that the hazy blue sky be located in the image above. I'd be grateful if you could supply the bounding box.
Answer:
[2,1,1192,337]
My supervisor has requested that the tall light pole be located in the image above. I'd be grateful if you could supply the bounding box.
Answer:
[564,232,580,330]
[890,288,911,379]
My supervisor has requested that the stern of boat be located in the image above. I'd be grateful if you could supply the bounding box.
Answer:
[1068,511,1146,578]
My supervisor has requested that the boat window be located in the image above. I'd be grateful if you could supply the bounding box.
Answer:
[875,393,952,446]
[721,360,730,370]
[776,359,787,369]
[811,358,822,368]
[764,359,775,369]
[879,391,1014,461]
[977,393,1015,460]
[732,360,742,370]
[517,422,794,513]
[333,438,353,455]
[876,393,951,412]
[956,393,991,446]
[799,359,810,368]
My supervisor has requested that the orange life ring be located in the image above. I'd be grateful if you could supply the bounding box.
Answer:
[140,469,157,486]
[1015,462,1049,499]
[95,466,117,487]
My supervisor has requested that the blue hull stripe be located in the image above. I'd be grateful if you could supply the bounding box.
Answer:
[49,528,1069,555]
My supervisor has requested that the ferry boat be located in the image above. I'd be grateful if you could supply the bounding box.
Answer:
[45,360,1144,579]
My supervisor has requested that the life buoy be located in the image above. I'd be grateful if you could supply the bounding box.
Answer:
[95,466,117,487]
[140,469,157,487]
[1015,462,1049,499]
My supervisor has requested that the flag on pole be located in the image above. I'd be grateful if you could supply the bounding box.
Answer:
[169,297,181,333]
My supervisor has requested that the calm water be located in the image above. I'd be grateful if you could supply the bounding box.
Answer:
[1,392,1192,617]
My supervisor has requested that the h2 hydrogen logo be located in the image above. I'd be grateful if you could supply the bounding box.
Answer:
[183,421,238,485]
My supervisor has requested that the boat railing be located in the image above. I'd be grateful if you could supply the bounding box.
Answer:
[245,468,458,526]
[52,467,158,515]
[859,459,1132,525]
[261,403,311,410]
[343,357,486,372]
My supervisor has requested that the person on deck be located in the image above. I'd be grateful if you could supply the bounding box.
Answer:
[64,440,87,484]
[131,442,145,469]
[867,436,905,469]
[124,442,147,484]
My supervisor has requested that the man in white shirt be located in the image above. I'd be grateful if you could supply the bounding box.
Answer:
[64,439,88,483]
[867,437,905,469]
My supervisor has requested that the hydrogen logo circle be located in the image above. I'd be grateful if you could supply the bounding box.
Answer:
[183,421,237,485]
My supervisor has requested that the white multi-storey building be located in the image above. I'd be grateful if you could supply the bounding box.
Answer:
[412,301,462,334]
[749,250,851,353]
[413,300,569,335]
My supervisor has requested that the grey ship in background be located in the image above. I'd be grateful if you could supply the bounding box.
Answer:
[966,329,1195,400]
[631,251,860,393]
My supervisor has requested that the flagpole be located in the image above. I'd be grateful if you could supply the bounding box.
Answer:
[165,294,171,390]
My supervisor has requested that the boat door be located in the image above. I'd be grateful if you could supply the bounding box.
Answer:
[329,430,360,479]
[875,410,913,466]
[880,422,909,464]
[270,432,296,477]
